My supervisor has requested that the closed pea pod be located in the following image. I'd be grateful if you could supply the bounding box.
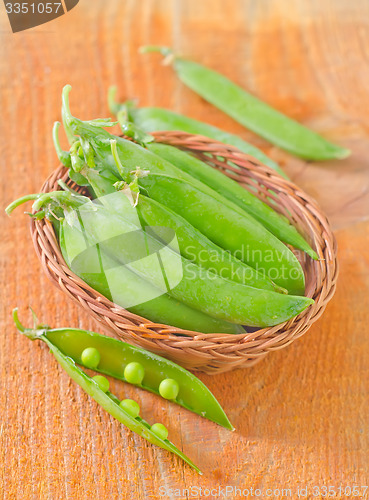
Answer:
[62,84,313,286]
[130,172,306,295]
[61,85,284,222]
[57,196,246,334]
[141,47,350,161]
[63,238,245,334]
[136,193,287,292]
[147,142,318,260]
[64,118,306,294]
[79,138,304,295]
[6,170,312,326]
[61,85,226,196]
[44,144,303,327]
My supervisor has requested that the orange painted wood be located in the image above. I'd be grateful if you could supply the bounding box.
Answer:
[1,1,368,498]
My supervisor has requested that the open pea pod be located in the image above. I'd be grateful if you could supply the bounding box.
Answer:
[13,309,233,430]
[13,309,203,474]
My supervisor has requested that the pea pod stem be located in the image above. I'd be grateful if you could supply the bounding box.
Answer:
[108,87,138,119]
[142,47,350,161]
[62,85,117,135]
[117,110,154,146]
[13,308,202,474]
[108,86,120,116]
[61,84,76,146]
[5,188,93,236]
[52,121,72,167]
[5,194,41,216]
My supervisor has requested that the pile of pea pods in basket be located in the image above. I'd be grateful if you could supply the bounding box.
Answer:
[6,53,349,471]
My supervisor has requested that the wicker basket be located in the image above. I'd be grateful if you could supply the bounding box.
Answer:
[30,132,338,374]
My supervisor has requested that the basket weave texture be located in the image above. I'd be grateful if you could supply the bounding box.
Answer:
[31,132,338,374]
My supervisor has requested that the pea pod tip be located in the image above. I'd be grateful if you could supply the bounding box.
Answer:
[308,249,319,261]
[337,147,351,160]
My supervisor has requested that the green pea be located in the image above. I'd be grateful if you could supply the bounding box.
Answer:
[92,375,109,393]
[119,399,140,418]
[150,423,168,440]
[159,378,179,400]
[124,362,145,385]
[81,347,101,369]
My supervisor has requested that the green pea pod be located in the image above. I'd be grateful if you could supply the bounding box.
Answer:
[108,88,286,177]
[6,188,313,326]
[76,156,285,294]
[147,143,318,260]
[60,86,313,276]
[16,311,234,429]
[134,173,306,295]
[141,47,350,161]
[59,218,246,334]
[13,309,202,474]
[137,195,287,293]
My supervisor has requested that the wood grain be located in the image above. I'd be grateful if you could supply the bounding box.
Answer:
[1,0,368,498]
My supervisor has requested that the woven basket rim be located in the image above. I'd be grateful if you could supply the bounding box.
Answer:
[30,131,338,372]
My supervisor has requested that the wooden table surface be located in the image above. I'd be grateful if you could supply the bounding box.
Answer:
[1,1,369,498]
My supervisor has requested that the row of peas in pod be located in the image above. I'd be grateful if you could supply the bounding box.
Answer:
[7,85,316,332]
[83,347,180,401]
[13,309,236,473]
